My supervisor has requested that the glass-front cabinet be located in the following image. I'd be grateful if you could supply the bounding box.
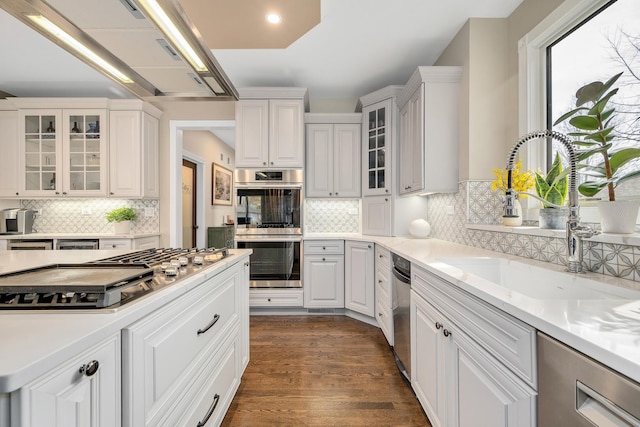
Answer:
[362,99,393,196]
[20,109,107,197]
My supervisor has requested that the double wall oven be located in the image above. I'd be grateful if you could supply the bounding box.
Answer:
[235,170,303,288]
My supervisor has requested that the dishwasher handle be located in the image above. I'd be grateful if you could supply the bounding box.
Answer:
[392,266,411,284]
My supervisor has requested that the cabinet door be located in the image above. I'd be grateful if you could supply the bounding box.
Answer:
[362,99,392,196]
[20,110,63,197]
[399,88,424,195]
[269,99,304,168]
[303,254,344,308]
[109,111,142,197]
[333,124,361,197]
[235,100,269,167]
[362,195,392,236]
[63,109,107,196]
[448,325,536,427]
[411,291,446,427]
[345,240,375,316]
[0,111,20,197]
[17,334,121,427]
[305,123,333,197]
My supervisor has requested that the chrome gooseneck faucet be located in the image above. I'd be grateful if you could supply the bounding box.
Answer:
[504,130,598,273]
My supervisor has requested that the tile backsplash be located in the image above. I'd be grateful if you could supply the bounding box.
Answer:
[21,199,159,234]
[427,181,640,282]
[304,199,360,233]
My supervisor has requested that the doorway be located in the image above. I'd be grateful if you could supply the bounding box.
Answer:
[182,159,197,248]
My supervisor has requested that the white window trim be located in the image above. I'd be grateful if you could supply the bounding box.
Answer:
[517,0,611,215]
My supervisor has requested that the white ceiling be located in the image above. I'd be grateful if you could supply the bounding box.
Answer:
[0,0,523,104]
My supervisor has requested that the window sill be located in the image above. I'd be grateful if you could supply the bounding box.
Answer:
[466,223,640,246]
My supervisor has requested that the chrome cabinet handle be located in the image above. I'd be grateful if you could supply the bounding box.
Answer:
[197,314,221,335]
[443,329,452,337]
[79,360,99,377]
[197,393,220,427]
[435,322,442,330]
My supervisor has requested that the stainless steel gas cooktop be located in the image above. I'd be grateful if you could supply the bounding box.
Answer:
[0,247,229,310]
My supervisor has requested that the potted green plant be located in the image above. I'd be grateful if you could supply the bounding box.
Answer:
[534,152,568,229]
[554,72,640,233]
[106,207,137,234]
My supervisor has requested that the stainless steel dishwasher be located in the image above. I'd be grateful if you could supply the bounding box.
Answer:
[538,331,640,426]
[392,252,411,382]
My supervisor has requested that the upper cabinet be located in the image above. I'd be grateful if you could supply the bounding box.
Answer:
[305,114,361,198]
[109,109,159,198]
[235,88,308,168]
[0,98,161,199]
[397,67,462,195]
[19,108,108,198]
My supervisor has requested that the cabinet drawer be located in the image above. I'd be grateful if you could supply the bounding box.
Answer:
[250,289,303,307]
[376,265,391,297]
[376,294,393,346]
[412,264,536,388]
[123,269,239,426]
[133,236,159,250]
[375,245,391,268]
[164,333,239,427]
[100,238,132,250]
[304,239,344,254]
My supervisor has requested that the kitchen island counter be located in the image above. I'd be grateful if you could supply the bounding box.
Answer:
[305,233,640,384]
[0,249,251,393]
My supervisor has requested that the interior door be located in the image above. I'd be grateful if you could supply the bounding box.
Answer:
[182,159,197,248]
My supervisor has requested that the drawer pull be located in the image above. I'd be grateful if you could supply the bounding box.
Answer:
[378,279,383,283]
[435,322,442,330]
[79,360,100,377]
[443,329,452,338]
[197,314,221,335]
[197,393,220,427]
[322,246,326,250]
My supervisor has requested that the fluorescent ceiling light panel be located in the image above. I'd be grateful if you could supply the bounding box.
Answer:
[135,0,207,72]
[26,15,133,84]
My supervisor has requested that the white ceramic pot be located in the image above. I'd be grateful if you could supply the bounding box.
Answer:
[409,219,431,238]
[597,200,640,234]
[114,220,131,235]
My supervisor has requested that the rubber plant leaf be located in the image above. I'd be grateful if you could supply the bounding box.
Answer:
[570,115,601,130]
[609,148,640,175]
[576,81,604,106]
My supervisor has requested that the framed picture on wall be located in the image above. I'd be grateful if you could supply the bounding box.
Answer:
[212,163,233,206]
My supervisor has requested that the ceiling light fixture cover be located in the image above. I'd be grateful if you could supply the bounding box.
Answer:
[266,13,281,24]
[27,15,134,83]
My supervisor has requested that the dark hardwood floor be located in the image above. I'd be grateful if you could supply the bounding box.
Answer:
[221,315,432,426]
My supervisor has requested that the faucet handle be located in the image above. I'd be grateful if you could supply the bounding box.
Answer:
[571,223,599,239]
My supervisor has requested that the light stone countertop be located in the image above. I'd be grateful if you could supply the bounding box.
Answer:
[0,249,252,393]
[305,233,640,384]
[0,232,160,240]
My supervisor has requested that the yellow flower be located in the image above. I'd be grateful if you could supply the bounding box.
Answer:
[490,159,534,198]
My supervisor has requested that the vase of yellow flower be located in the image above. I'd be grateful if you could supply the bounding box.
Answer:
[491,159,535,226]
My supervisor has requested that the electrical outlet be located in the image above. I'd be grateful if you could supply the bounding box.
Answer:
[144,207,155,217]
[35,209,42,215]
[348,208,358,215]
[81,208,92,216]
[446,205,455,215]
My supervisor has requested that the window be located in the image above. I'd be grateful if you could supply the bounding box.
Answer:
[546,0,640,198]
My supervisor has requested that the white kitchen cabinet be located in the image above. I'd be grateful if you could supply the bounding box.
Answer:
[132,235,160,250]
[109,110,159,198]
[235,96,305,168]
[344,240,375,317]
[122,261,245,426]
[0,111,20,197]
[249,288,304,307]
[375,245,393,345]
[361,98,394,196]
[305,114,361,198]
[362,195,391,236]
[18,109,108,197]
[14,333,121,427]
[398,66,462,195]
[303,240,345,308]
[411,263,537,427]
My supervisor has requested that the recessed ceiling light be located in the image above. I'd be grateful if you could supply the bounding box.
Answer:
[266,13,282,24]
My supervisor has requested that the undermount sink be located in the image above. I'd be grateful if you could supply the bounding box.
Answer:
[436,257,640,300]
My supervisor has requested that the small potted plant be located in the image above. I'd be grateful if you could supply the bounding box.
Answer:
[491,159,535,226]
[106,207,137,234]
[554,72,640,233]
[534,152,568,229]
